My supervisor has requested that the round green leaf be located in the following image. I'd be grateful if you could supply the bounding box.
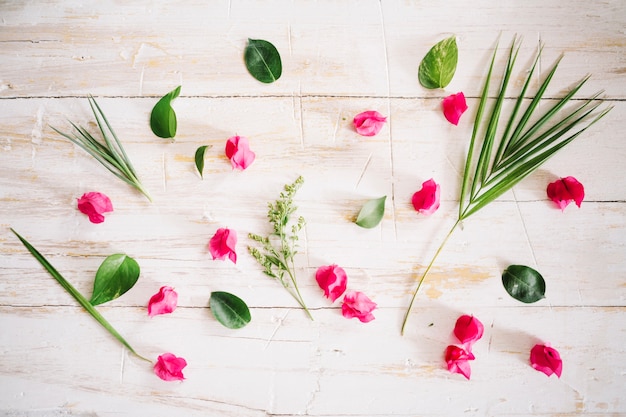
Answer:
[244,39,282,83]
[90,254,140,306]
[194,145,212,179]
[502,264,546,303]
[355,196,386,229]
[209,291,251,329]
[150,85,181,139]
[418,36,458,89]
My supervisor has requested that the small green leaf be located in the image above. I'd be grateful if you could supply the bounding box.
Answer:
[194,145,212,179]
[90,254,140,306]
[209,291,251,329]
[355,196,386,229]
[244,39,282,83]
[150,85,181,139]
[502,264,546,303]
[418,36,458,89]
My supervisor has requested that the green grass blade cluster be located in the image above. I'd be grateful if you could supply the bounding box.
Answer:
[11,229,150,362]
[51,96,152,202]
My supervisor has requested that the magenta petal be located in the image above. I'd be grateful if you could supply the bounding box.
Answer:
[353,110,387,136]
[547,176,584,211]
[315,264,348,302]
[442,92,468,125]
[225,136,255,170]
[444,345,475,380]
[209,228,238,264]
[154,353,187,381]
[453,315,484,347]
[530,344,562,378]
[77,192,113,224]
[147,286,178,317]
[341,290,377,323]
[411,178,441,216]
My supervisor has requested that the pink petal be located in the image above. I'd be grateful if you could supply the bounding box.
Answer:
[353,110,387,136]
[341,290,377,323]
[530,344,562,378]
[444,345,475,380]
[77,192,113,224]
[442,92,468,125]
[209,228,238,264]
[411,178,441,216]
[315,264,348,302]
[453,315,484,347]
[225,136,256,170]
[154,353,187,381]
[546,176,584,211]
[147,286,178,317]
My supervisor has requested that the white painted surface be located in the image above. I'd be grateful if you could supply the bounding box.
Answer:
[0,1,624,416]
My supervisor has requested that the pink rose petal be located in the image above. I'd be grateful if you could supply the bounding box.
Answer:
[547,176,585,211]
[442,92,468,125]
[453,315,484,348]
[225,135,256,170]
[209,228,237,264]
[353,110,387,136]
[445,345,475,380]
[411,178,441,216]
[315,264,348,302]
[77,192,113,224]
[530,344,562,378]
[154,353,187,381]
[147,286,178,317]
[341,290,377,323]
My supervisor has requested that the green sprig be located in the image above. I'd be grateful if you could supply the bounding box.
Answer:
[401,37,611,335]
[248,176,312,320]
[51,96,152,202]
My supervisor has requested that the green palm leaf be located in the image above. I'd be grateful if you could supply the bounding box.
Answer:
[401,37,612,335]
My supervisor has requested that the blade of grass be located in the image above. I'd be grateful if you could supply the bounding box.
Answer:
[10,228,150,362]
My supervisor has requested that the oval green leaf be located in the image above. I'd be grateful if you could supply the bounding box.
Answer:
[90,254,140,306]
[418,36,458,89]
[244,38,282,83]
[150,85,181,139]
[502,264,546,303]
[194,145,212,179]
[209,291,251,329]
[355,196,386,229]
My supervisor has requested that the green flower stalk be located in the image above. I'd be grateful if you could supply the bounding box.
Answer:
[248,176,313,320]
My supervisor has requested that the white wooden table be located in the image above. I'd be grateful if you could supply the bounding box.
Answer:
[1,1,625,416]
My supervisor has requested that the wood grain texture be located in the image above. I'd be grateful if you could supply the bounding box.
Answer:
[1,1,624,416]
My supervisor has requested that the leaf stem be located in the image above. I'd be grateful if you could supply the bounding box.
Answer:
[401,219,460,335]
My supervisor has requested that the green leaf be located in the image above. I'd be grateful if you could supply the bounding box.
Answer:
[194,145,212,179]
[355,196,386,229]
[10,229,148,361]
[244,39,282,83]
[418,36,458,89]
[150,85,181,139]
[89,254,140,306]
[502,265,546,303]
[209,291,251,329]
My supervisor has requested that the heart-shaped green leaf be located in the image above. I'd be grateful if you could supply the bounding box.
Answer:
[244,39,282,83]
[209,291,251,329]
[195,145,212,179]
[150,85,181,139]
[418,36,458,89]
[502,264,546,303]
[90,254,140,306]
[355,196,387,229]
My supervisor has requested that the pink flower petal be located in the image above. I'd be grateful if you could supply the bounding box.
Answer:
[225,136,256,170]
[530,344,562,378]
[147,286,178,317]
[77,192,113,224]
[547,176,585,211]
[411,178,441,216]
[315,264,348,302]
[445,345,475,380]
[353,110,387,136]
[154,353,187,381]
[442,92,468,125]
[209,228,237,264]
[453,315,484,348]
[341,290,377,323]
